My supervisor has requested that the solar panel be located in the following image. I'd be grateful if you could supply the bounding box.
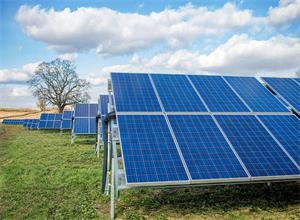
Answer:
[61,110,73,130]
[2,119,26,125]
[118,115,189,185]
[74,104,89,117]
[168,115,248,181]
[111,73,161,112]
[38,113,62,129]
[29,119,39,129]
[215,115,299,177]
[151,74,207,112]
[99,95,109,144]
[73,103,98,134]
[189,75,249,112]
[259,115,300,166]
[293,78,300,85]
[224,76,288,112]
[262,77,300,112]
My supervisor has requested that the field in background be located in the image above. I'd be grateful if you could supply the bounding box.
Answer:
[0,108,68,121]
[0,125,299,219]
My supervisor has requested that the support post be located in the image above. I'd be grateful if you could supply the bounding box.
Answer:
[110,159,115,220]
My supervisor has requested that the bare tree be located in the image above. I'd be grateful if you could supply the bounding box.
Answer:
[37,98,46,112]
[28,59,90,113]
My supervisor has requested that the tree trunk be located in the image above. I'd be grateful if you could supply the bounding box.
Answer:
[58,105,64,113]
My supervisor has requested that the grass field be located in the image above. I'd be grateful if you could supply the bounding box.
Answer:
[0,125,299,219]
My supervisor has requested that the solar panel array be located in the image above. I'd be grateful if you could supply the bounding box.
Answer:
[38,113,63,129]
[73,103,98,134]
[2,119,26,125]
[262,77,300,112]
[26,119,40,129]
[111,73,300,187]
[61,110,73,130]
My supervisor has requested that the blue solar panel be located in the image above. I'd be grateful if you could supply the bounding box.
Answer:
[151,74,206,112]
[47,114,55,120]
[38,120,46,128]
[263,77,300,112]
[62,110,73,119]
[61,111,73,129]
[168,115,248,180]
[259,115,300,166]
[38,113,62,129]
[293,78,300,85]
[189,75,249,112]
[29,119,39,129]
[40,113,48,120]
[73,103,98,134]
[111,73,161,112]
[224,77,288,112]
[62,120,72,129]
[216,115,299,177]
[2,119,26,125]
[118,115,189,184]
[75,104,89,117]
[73,118,89,134]
[99,95,109,115]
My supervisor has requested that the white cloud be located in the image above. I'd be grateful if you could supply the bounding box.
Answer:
[57,53,78,61]
[0,61,41,83]
[267,0,300,26]
[15,2,300,56]
[11,86,31,97]
[89,34,300,84]
[16,3,253,55]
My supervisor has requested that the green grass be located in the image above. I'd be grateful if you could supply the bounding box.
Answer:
[0,126,300,219]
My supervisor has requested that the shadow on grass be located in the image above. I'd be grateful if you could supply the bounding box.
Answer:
[119,182,300,218]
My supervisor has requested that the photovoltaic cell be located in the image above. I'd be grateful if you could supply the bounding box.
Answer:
[2,119,26,125]
[111,73,161,112]
[118,115,189,184]
[216,115,299,177]
[293,78,300,85]
[151,74,207,112]
[224,76,288,112]
[189,75,249,112]
[168,115,248,180]
[262,77,300,112]
[259,115,300,166]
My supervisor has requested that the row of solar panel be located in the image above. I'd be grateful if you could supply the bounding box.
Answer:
[39,111,74,129]
[118,113,299,185]
[111,73,300,186]
[111,73,299,113]
[2,119,26,125]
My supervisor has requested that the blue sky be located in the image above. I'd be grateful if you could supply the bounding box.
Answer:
[0,0,300,108]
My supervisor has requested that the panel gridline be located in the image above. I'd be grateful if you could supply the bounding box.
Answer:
[151,74,207,112]
[168,115,248,180]
[263,77,300,112]
[111,73,161,112]
[224,76,288,112]
[118,115,189,183]
[189,75,250,112]
[259,115,300,165]
[216,115,299,177]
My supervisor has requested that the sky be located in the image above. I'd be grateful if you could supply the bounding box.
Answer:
[0,0,300,108]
